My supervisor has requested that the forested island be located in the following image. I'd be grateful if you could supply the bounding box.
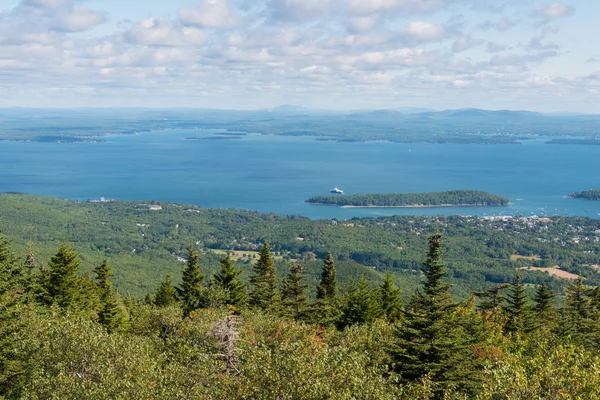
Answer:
[306,190,510,208]
[547,138,600,145]
[569,189,600,200]
[2,195,600,398]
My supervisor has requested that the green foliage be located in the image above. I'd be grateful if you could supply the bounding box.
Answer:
[307,190,510,207]
[479,339,600,399]
[340,275,382,327]
[249,241,280,311]
[281,265,308,319]
[393,234,485,397]
[568,188,600,200]
[560,277,600,348]
[379,272,403,323]
[533,282,556,329]
[94,260,128,332]
[474,284,510,312]
[178,246,205,315]
[2,193,600,300]
[154,273,178,308]
[316,252,337,300]
[44,243,91,311]
[503,272,535,334]
[213,253,247,309]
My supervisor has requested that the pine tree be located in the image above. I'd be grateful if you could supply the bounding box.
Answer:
[379,272,403,323]
[213,253,247,308]
[340,275,382,327]
[154,273,178,307]
[178,246,205,315]
[94,259,126,332]
[249,241,279,311]
[45,243,82,309]
[281,265,308,319]
[533,283,556,330]
[392,234,484,397]
[316,252,337,300]
[503,272,534,334]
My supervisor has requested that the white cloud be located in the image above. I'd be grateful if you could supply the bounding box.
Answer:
[52,8,106,32]
[404,21,445,41]
[535,3,575,21]
[20,0,71,9]
[452,35,483,52]
[124,17,205,47]
[348,16,378,33]
[178,0,237,28]
[348,0,445,15]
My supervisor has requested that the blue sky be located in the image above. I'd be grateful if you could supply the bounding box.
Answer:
[0,0,598,112]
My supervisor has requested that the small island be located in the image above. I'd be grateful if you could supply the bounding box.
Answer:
[568,189,600,200]
[306,190,510,208]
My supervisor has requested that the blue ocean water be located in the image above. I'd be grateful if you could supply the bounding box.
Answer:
[1,129,599,220]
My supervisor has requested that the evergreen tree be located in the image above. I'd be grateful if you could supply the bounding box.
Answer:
[94,259,126,332]
[316,252,337,300]
[474,284,510,312]
[392,234,484,397]
[533,283,556,330]
[21,246,42,302]
[281,265,308,319]
[561,277,598,348]
[503,272,534,334]
[45,243,82,309]
[178,246,205,315]
[213,253,247,308]
[249,241,279,311]
[340,275,382,327]
[0,232,25,395]
[154,273,178,307]
[94,259,113,295]
[379,272,403,323]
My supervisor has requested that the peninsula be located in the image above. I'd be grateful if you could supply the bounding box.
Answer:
[568,189,600,200]
[306,190,510,208]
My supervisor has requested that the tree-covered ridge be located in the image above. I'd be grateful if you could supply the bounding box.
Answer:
[569,189,600,200]
[1,193,600,300]
[306,190,510,207]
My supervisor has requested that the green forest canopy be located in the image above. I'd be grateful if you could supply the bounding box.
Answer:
[306,190,510,207]
[0,193,599,300]
[569,189,600,200]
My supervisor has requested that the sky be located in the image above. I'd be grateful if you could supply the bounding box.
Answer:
[0,0,599,112]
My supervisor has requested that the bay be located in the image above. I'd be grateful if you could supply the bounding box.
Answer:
[1,129,599,220]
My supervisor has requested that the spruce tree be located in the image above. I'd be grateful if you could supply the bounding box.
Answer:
[316,252,337,300]
[45,243,82,309]
[562,277,598,347]
[154,273,178,307]
[94,259,126,332]
[392,234,483,397]
[503,272,534,334]
[379,272,403,323]
[213,254,247,308]
[340,275,382,327]
[0,233,24,395]
[533,282,556,330]
[249,241,279,311]
[178,246,205,315]
[21,246,41,302]
[281,265,308,319]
